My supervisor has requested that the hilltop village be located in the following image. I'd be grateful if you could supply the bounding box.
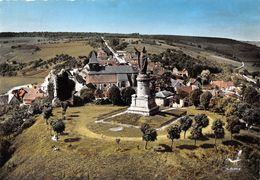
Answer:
[1,37,257,108]
[0,35,259,179]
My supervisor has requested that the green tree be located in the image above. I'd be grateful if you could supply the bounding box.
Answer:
[167,125,181,149]
[121,87,136,105]
[61,101,69,119]
[194,114,209,129]
[111,38,120,47]
[226,116,241,140]
[224,101,240,117]
[0,138,13,167]
[243,108,260,128]
[80,88,95,103]
[179,115,192,139]
[140,123,151,134]
[200,69,210,86]
[42,105,53,125]
[211,119,225,146]
[142,128,157,149]
[200,91,212,110]
[190,123,202,146]
[108,85,122,105]
[235,102,251,119]
[47,82,54,101]
[189,89,202,108]
[243,86,258,104]
[94,88,103,99]
[52,120,65,140]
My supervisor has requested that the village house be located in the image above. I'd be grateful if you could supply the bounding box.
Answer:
[172,67,189,78]
[11,88,27,101]
[22,86,45,105]
[97,48,108,60]
[211,80,234,91]
[171,97,185,108]
[171,78,185,91]
[0,94,20,106]
[155,90,174,106]
[187,78,202,90]
[176,86,193,96]
[148,62,165,76]
[80,52,138,90]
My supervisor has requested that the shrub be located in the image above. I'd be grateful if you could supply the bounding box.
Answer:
[80,88,95,103]
[94,98,111,105]
[52,120,65,135]
[108,85,122,105]
[200,91,212,110]
[121,87,135,105]
[0,139,14,167]
[167,125,181,149]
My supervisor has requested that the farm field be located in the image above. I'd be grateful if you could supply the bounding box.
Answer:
[0,38,94,63]
[0,76,44,94]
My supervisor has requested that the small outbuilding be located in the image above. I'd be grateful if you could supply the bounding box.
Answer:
[155,90,174,106]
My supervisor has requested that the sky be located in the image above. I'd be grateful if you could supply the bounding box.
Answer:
[0,0,260,41]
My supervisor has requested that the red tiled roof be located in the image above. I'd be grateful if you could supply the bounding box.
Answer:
[176,86,192,94]
[86,74,117,84]
[211,80,234,89]
[23,87,44,104]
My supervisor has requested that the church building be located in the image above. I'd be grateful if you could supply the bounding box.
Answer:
[80,52,138,89]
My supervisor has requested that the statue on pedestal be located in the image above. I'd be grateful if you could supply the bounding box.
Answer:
[134,47,148,75]
[127,47,159,116]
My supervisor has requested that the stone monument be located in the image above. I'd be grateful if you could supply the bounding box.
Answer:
[127,47,159,116]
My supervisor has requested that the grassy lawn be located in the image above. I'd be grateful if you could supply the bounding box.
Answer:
[1,104,258,179]
[106,112,177,128]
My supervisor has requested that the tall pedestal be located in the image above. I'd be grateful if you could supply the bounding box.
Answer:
[127,74,159,116]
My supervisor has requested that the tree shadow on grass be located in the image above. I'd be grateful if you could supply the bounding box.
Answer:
[156,112,167,117]
[200,143,215,149]
[222,140,242,147]
[64,137,81,143]
[176,144,198,150]
[205,133,215,139]
[199,136,209,141]
[71,111,80,114]
[61,132,69,136]
[234,135,259,145]
[117,148,131,152]
[156,144,173,152]
[188,136,209,141]
[68,114,79,118]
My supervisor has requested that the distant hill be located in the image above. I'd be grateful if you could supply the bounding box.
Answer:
[1,32,259,66]
[244,41,260,47]
[145,35,260,64]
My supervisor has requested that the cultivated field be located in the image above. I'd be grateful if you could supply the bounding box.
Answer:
[0,76,44,94]
[0,37,94,93]
[0,37,93,63]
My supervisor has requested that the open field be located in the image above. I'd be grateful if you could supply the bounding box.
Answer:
[0,76,44,94]
[1,104,258,179]
[0,37,95,94]
[123,36,260,72]
[0,37,94,63]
